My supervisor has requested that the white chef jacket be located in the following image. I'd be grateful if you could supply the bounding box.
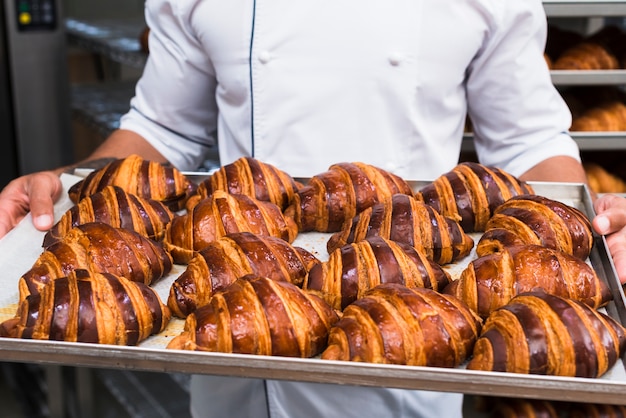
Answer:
[120,0,580,180]
[118,0,582,417]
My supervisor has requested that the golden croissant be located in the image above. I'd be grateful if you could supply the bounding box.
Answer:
[321,283,482,367]
[467,291,626,378]
[415,162,534,232]
[43,185,174,248]
[167,275,339,357]
[304,236,451,310]
[19,222,173,302]
[476,194,593,260]
[168,232,320,318]
[68,154,196,211]
[1,269,171,345]
[326,193,474,264]
[284,162,414,233]
[186,157,302,211]
[163,190,299,264]
[444,245,611,319]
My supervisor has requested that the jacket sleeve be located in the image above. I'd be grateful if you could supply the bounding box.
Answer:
[119,0,218,171]
[466,0,580,177]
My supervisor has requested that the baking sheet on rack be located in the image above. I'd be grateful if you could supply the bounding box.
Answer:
[2,174,626,404]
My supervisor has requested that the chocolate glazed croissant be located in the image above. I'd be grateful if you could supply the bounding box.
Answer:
[167,275,339,357]
[1,269,170,345]
[163,190,299,264]
[186,157,303,211]
[415,162,534,232]
[476,194,593,260]
[321,283,482,367]
[467,291,626,378]
[305,236,451,310]
[168,232,320,318]
[19,222,173,302]
[444,245,611,319]
[43,186,175,248]
[284,162,414,233]
[326,193,474,264]
[68,154,196,211]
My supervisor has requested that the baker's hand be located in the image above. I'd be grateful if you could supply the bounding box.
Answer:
[0,171,63,239]
[593,193,626,284]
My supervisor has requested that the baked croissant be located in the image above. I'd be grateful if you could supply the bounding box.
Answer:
[326,193,474,264]
[163,190,299,264]
[168,232,320,318]
[186,157,302,211]
[167,275,339,357]
[467,291,626,378]
[473,397,560,418]
[284,162,414,233]
[19,222,173,301]
[444,245,611,319]
[571,101,626,132]
[476,194,593,260]
[321,283,482,367]
[305,236,451,310]
[43,186,175,248]
[68,154,196,211]
[415,162,534,232]
[567,403,626,418]
[0,269,170,345]
[552,42,620,70]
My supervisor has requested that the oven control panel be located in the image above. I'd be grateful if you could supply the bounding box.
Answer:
[15,0,57,32]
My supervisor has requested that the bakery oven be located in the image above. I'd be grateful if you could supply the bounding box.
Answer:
[0,0,73,188]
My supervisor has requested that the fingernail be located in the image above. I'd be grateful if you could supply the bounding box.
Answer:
[595,215,610,234]
[34,214,53,229]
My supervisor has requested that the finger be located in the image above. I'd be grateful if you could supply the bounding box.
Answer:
[605,232,626,284]
[592,195,626,235]
[28,173,63,231]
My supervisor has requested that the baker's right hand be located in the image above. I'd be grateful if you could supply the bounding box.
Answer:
[0,171,63,240]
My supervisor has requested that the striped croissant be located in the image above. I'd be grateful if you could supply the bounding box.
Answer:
[68,154,196,211]
[285,162,414,233]
[1,269,171,345]
[415,162,534,232]
[163,190,299,264]
[167,275,339,357]
[326,193,474,264]
[467,291,626,378]
[43,185,174,248]
[305,236,451,310]
[168,232,320,318]
[186,157,302,211]
[321,283,482,367]
[444,244,611,319]
[476,194,593,260]
[19,222,173,302]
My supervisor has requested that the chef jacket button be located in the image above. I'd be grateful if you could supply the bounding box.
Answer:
[258,51,272,64]
[388,52,402,66]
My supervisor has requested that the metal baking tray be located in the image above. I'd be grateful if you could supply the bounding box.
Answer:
[1,174,625,405]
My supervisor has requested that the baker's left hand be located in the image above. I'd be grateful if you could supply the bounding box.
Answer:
[593,193,626,284]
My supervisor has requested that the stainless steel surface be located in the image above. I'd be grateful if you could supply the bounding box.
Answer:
[0,180,625,405]
[462,132,626,152]
[543,0,626,16]
[551,69,626,85]
[65,17,147,70]
[2,0,73,176]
